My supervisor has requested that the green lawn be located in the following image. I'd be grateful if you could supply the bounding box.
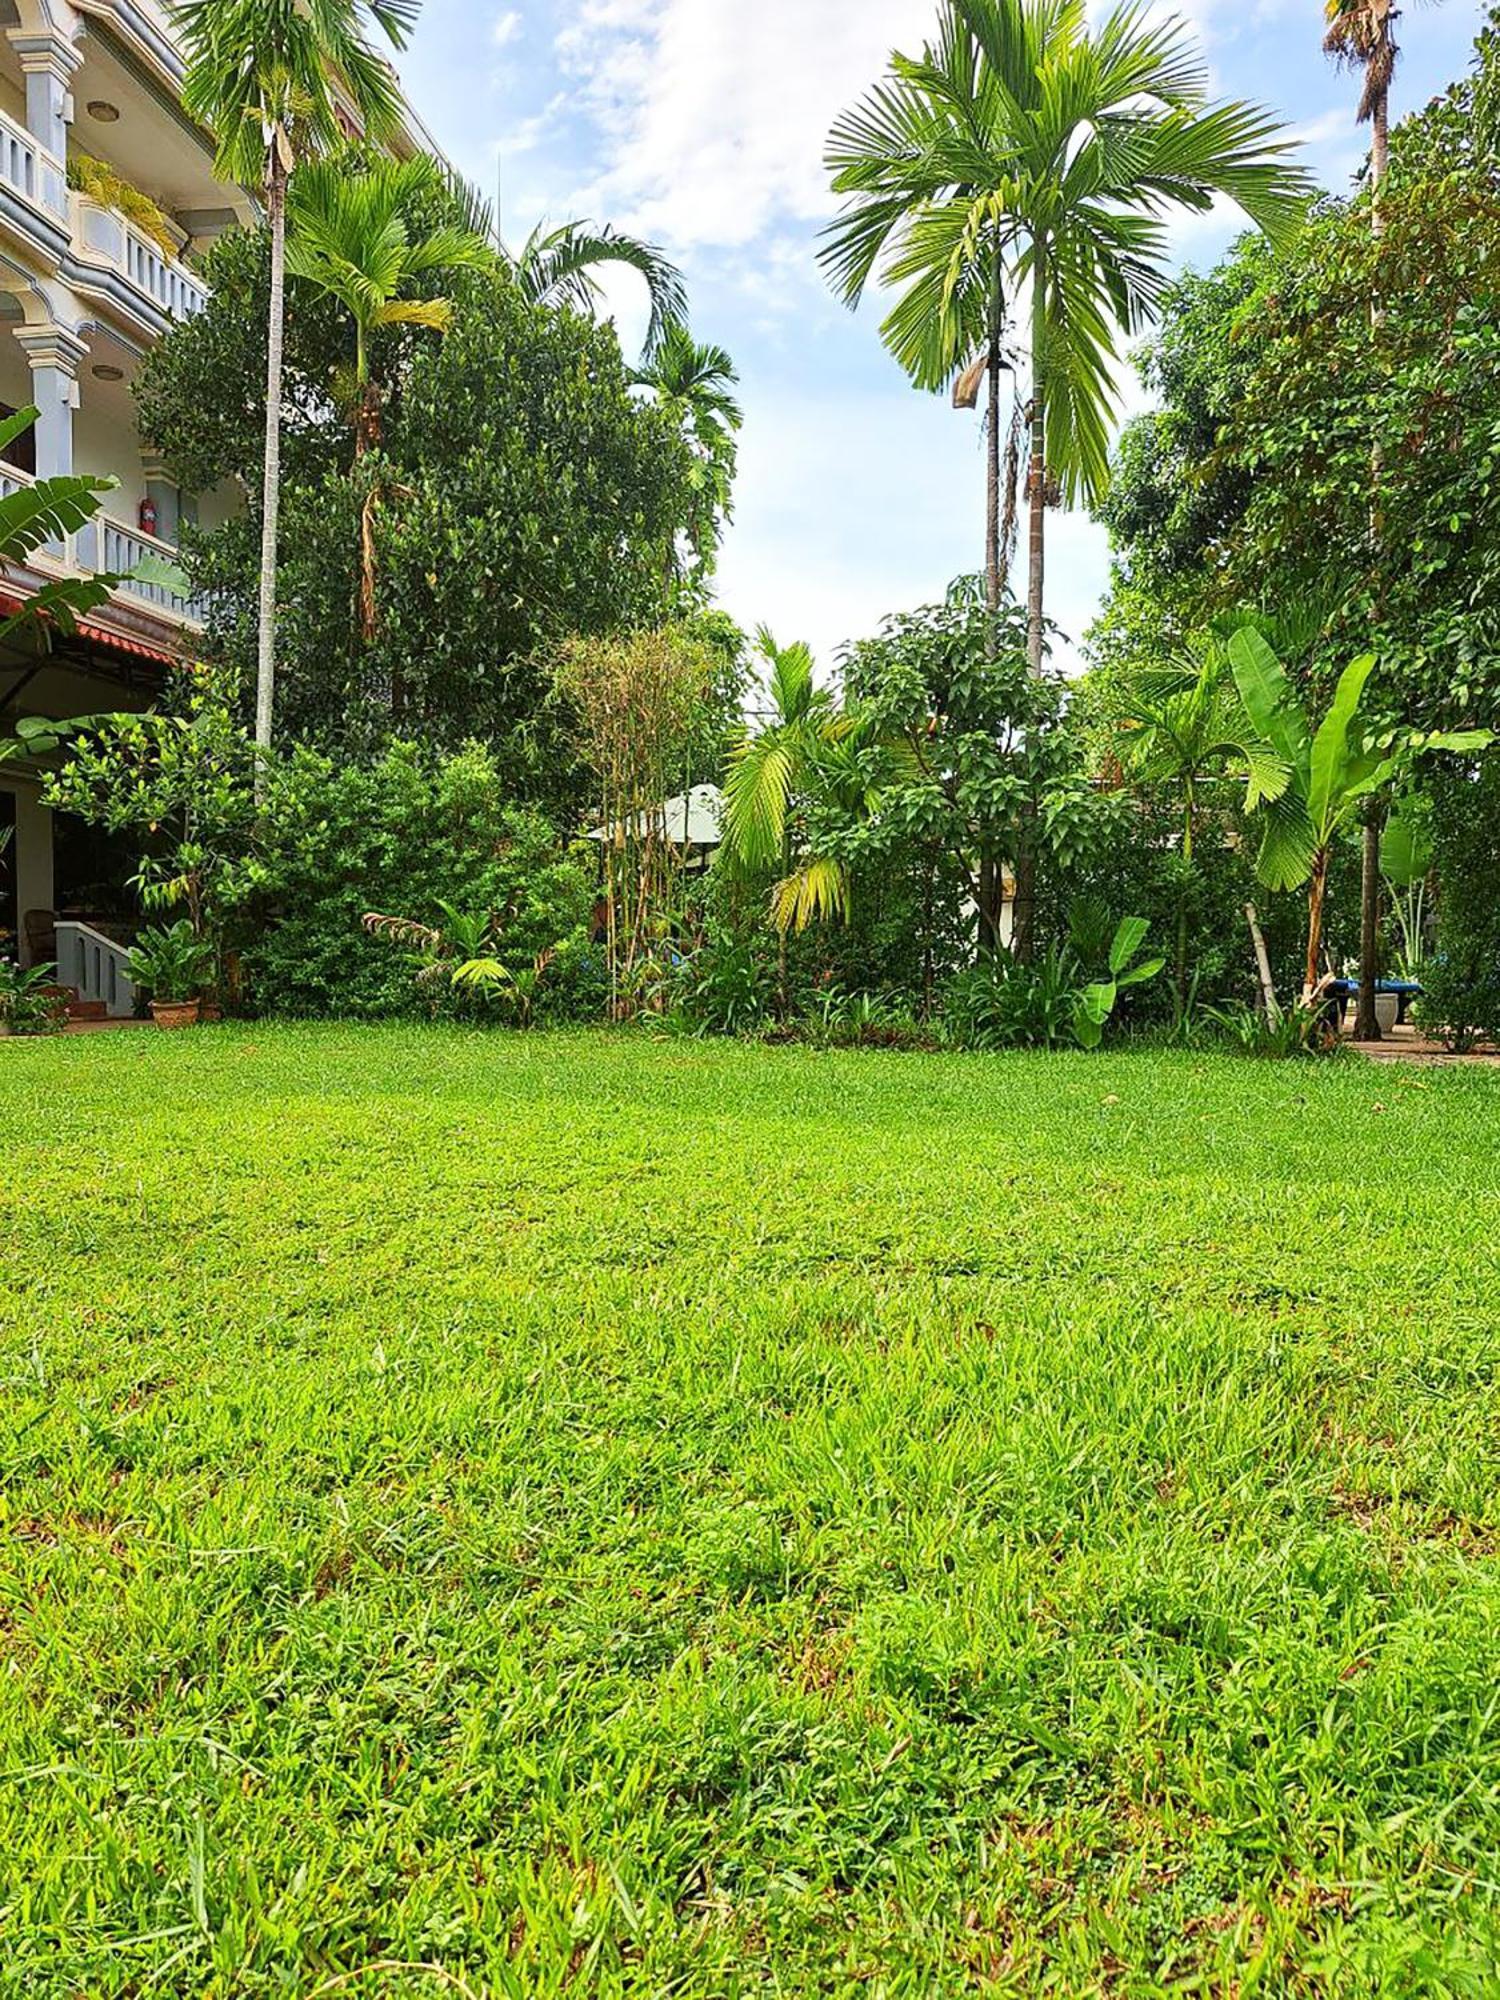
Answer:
[3,1028,1499,1996]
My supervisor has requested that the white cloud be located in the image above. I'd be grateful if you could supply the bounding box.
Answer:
[492,7,523,46]
[551,0,939,248]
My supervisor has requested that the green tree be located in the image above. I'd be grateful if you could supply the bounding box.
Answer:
[1112,637,1286,1007]
[718,630,872,1001]
[629,324,743,583]
[841,579,1105,967]
[175,0,417,787]
[140,253,701,795]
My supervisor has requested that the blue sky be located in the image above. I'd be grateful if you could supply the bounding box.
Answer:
[395,0,1488,673]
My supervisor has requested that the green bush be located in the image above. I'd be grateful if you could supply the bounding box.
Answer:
[1416,766,1500,1051]
[242,741,598,1020]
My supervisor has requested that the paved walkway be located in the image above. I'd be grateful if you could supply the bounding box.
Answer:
[1350,1022,1500,1066]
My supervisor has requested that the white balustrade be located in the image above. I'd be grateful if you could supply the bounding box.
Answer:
[0,105,38,206]
[54,920,137,1017]
[99,514,203,621]
[122,225,208,320]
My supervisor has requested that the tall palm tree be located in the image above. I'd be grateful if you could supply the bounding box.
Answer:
[176,0,417,792]
[1324,0,1405,1039]
[629,324,743,577]
[287,153,490,641]
[822,0,1310,679]
[1324,0,1400,183]
[506,221,686,359]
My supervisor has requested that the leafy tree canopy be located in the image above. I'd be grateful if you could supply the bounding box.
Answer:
[1091,8,1500,732]
[137,223,707,808]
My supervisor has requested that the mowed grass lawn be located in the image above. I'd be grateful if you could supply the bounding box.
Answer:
[3,1029,1500,1998]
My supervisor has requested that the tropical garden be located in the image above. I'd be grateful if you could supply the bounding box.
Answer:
[6,0,1494,1061]
[4,0,1500,1993]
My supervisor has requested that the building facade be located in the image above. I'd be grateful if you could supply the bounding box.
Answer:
[0,0,429,977]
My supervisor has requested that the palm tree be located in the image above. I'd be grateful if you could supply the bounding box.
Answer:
[822,0,1310,681]
[629,324,743,578]
[176,0,417,791]
[505,221,686,359]
[1324,0,1400,183]
[1115,639,1288,1008]
[719,629,856,1005]
[1323,0,1407,1038]
[289,154,491,456]
[287,153,491,640]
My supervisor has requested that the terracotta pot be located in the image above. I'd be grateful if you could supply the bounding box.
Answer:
[150,998,201,1030]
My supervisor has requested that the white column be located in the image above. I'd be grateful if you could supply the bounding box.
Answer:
[15,325,84,481]
[5,29,80,215]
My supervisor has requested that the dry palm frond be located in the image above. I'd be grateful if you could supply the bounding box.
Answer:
[362,911,442,950]
[999,396,1025,575]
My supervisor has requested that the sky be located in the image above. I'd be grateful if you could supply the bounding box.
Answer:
[394,0,1490,675]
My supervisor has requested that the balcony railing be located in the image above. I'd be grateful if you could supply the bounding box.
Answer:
[0,104,40,208]
[121,224,207,320]
[72,195,208,322]
[98,514,204,622]
[0,107,209,321]
[0,463,203,627]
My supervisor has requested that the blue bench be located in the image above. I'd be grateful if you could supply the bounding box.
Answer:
[1327,978,1423,1024]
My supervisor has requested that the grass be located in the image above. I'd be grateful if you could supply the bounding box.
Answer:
[2,1026,1499,1997]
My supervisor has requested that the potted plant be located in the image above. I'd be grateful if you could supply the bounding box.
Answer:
[0,956,63,1036]
[126,921,211,1028]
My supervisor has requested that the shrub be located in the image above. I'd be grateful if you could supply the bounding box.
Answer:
[661,919,777,1037]
[243,741,596,1020]
[942,948,1083,1049]
[1415,766,1500,1051]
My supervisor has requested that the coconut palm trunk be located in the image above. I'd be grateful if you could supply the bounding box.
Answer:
[1353,82,1390,1040]
[1011,264,1048,963]
[254,151,288,802]
[978,247,1007,957]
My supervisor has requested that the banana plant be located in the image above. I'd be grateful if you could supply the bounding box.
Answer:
[1073,916,1165,1050]
[1227,629,1490,998]
[1380,801,1433,977]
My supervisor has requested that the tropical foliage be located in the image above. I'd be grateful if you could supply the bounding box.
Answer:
[176,0,418,778]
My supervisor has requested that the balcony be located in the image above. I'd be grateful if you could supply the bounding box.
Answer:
[0,101,208,331]
[0,459,204,628]
[72,191,209,324]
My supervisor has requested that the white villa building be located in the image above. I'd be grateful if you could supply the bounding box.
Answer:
[0,0,432,986]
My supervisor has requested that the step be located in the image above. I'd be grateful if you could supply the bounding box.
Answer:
[42,984,109,1022]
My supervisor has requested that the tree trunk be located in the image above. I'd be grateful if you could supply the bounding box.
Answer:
[1353,804,1383,1037]
[985,251,1003,627]
[1025,273,1046,679]
[1353,75,1390,1040]
[1246,903,1279,1024]
[1175,788,1194,1019]
[254,151,288,804]
[1304,847,1330,1001]
[974,251,1008,961]
[1011,259,1047,965]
